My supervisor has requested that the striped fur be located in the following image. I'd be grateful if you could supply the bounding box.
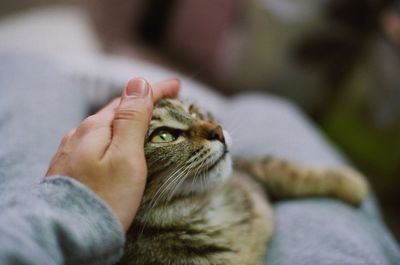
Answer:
[120,99,368,265]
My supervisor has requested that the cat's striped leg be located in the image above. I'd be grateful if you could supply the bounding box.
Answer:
[234,157,369,206]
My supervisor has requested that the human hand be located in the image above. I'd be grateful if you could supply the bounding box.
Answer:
[46,78,180,231]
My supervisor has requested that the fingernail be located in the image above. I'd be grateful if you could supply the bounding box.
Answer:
[126,79,149,98]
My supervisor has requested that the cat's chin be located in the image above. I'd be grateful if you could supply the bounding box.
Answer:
[179,154,233,196]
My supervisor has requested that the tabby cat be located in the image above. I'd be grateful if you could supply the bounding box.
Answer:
[119,98,368,265]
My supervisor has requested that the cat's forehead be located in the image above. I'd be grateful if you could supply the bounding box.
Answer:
[150,99,195,129]
[153,98,203,119]
[154,98,191,112]
[151,98,214,126]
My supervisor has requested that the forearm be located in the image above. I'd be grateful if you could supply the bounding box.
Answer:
[0,177,125,265]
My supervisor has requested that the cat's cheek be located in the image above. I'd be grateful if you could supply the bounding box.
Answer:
[224,156,233,178]
[223,130,233,150]
[213,155,233,183]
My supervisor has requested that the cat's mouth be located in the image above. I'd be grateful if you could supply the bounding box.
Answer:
[206,148,229,172]
[179,147,231,195]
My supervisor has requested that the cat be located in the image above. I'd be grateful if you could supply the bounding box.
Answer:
[118,98,369,265]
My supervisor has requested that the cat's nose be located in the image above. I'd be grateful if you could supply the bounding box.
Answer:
[208,125,225,143]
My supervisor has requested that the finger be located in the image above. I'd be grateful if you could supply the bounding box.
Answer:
[77,96,121,134]
[152,79,180,102]
[60,127,77,147]
[74,100,118,156]
[96,79,180,113]
[96,97,121,115]
[107,78,153,157]
[45,127,77,177]
[97,78,180,121]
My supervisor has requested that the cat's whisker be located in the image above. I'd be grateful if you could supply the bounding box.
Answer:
[153,157,199,206]
[223,123,247,148]
[167,168,193,201]
[225,121,240,133]
[138,164,186,237]
[200,171,207,191]
[191,162,202,193]
[147,164,184,210]
[149,168,183,208]
[199,161,209,189]
[148,168,179,207]
[167,176,187,201]
[191,158,208,193]
[166,154,209,199]
[192,156,206,179]
[226,126,243,143]
[161,166,191,203]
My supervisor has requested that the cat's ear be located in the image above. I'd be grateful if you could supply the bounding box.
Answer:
[205,111,216,122]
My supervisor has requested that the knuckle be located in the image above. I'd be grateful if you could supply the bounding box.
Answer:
[114,107,147,122]
[77,123,90,135]
[61,129,75,145]
[77,115,97,134]
[61,134,70,145]
[111,97,121,106]
[84,115,98,125]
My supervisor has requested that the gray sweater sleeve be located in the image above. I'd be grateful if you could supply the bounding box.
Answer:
[0,177,125,265]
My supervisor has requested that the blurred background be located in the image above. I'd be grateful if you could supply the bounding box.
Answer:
[0,0,399,240]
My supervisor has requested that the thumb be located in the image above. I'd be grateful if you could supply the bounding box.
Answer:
[110,78,153,156]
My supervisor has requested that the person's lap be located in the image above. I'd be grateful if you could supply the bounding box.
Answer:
[0,52,398,264]
[200,93,400,265]
[0,53,87,193]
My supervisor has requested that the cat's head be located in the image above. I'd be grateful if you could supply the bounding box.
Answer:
[143,98,232,202]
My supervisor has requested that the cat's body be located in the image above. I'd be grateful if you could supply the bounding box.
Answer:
[122,171,273,265]
[119,99,368,265]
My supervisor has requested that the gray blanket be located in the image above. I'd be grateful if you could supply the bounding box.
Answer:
[0,52,399,264]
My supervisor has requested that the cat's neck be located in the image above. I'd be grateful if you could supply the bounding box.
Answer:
[135,186,218,228]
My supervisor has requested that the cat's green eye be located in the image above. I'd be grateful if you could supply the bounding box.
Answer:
[151,131,176,143]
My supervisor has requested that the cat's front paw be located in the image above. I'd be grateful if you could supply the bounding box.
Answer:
[330,168,369,206]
